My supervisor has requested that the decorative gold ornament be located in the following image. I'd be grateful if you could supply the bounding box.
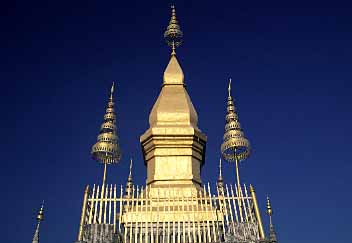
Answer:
[164,5,183,53]
[91,82,121,185]
[267,196,273,217]
[36,201,44,222]
[217,158,224,195]
[32,201,44,243]
[125,158,133,198]
[221,78,251,162]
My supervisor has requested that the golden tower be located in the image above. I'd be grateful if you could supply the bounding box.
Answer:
[74,6,279,243]
[140,5,207,198]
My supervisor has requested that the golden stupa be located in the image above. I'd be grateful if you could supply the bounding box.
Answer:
[72,6,278,243]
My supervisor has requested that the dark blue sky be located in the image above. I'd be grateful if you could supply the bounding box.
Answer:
[1,1,351,243]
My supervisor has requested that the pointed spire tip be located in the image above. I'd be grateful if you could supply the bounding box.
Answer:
[129,158,133,178]
[228,78,232,97]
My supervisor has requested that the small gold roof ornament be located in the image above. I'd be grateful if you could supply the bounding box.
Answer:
[217,158,224,195]
[91,82,121,185]
[125,158,133,198]
[32,201,44,243]
[164,5,183,54]
[221,79,250,190]
[266,196,278,242]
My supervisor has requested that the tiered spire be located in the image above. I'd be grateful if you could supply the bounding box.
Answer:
[267,196,278,243]
[221,79,250,189]
[164,5,183,54]
[91,82,121,185]
[32,201,44,243]
[217,158,224,195]
[125,158,134,198]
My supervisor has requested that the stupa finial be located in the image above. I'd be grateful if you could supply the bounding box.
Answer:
[164,5,183,54]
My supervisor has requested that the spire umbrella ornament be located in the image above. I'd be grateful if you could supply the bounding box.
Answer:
[91,82,121,185]
[220,79,251,192]
[164,5,183,54]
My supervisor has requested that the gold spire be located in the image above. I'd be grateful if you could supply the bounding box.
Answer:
[140,6,207,193]
[228,78,231,97]
[129,157,133,179]
[217,158,224,195]
[125,158,133,198]
[32,201,44,243]
[266,196,273,220]
[164,5,183,54]
[221,78,251,162]
[37,201,44,222]
[266,196,278,242]
[221,79,250,190]
[91,82,121,185]
[110,81,114,100]
[163,6,184,86]
[218,158,223,181]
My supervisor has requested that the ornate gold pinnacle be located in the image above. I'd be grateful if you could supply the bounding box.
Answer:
[217,158,224,195]
[125,158,133,198]
[91,82,121,184]
[36,201,44,222]
[220,79,251,162]
[266,196,278,242]
[32,201,44,243]
[266,196,273,218]
[164,5,183,53]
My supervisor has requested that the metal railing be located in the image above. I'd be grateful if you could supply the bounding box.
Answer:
[77,183,264,243]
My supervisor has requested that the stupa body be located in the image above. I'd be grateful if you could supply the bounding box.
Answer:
[140,54,207,197]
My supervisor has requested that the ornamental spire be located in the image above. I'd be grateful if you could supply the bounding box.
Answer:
[32,201,44,243]
[267,196,278,243]
[221,79,250,190]
[91,82,121,185]
[162,5,185,86]
[164,5,183,55]
[217,158,224,195]
[125,158,134,198]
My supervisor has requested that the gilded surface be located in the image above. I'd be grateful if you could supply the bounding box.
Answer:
[140,47,206,192]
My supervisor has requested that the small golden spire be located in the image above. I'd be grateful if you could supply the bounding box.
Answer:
[164,5,183,54]
[91,82,121,185]
[228,78,232,98]
[37,201,44,222]
[221,79,250,189]
[266,196,273,218]
[217,158,224,195]
[221,78,250,162]
[110,81,114,100]
[125,158,133,198]
[32,201,44,243]
[266,196,278,242]
[129,158,133,179]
